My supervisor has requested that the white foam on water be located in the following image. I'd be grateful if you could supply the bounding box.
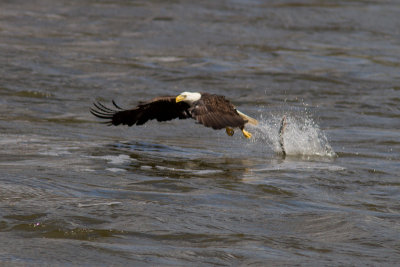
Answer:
[38,147,74,156]
[106,167,127,173]
[140,165,153,170]
[155,165,223,175]
[251,111,336,157]
[77,201,122,208]
[251,162,345,173]
[89,154,132,165]
[139,56,183,63]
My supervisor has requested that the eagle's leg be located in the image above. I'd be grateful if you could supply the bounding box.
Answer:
[225,127,235,136]
[240,126,252,139]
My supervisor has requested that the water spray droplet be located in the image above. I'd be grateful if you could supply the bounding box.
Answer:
[251,110,336,157]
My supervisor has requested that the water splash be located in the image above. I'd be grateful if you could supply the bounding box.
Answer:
[251,110,336,157]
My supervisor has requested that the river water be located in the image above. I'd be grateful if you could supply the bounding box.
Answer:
[0,0,399,266]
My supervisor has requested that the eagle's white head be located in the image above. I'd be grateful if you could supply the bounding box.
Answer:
[176,92,201,104]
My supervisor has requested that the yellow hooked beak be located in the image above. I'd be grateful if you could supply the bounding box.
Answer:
[176,95,186,103]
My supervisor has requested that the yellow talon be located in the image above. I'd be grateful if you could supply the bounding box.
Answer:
[226,127,234,136]
[242,129,252,139]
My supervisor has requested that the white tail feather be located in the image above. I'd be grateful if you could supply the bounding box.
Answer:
[237,110,258,125]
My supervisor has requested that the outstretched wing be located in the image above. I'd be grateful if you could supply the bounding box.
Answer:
[189,93,247,129]
[90,96,191,126]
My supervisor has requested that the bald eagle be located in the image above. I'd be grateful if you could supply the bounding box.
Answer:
[90,92,259,138]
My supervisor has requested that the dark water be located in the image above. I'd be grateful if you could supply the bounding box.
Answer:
[1,0,399,265]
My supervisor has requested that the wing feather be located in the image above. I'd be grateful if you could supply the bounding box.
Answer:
[90,96,191,126]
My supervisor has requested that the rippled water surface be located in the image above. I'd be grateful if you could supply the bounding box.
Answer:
[1,0,399,266]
